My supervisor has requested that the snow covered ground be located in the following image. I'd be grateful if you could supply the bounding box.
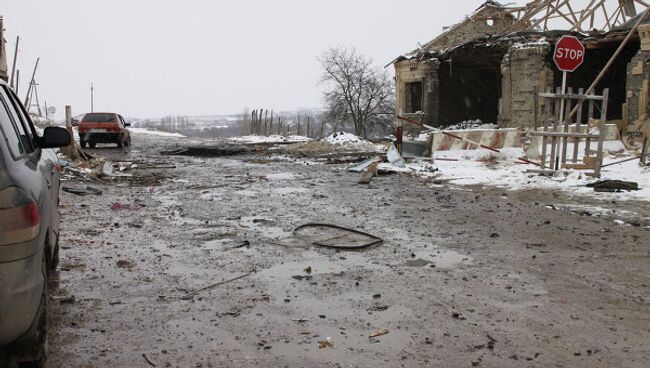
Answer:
[228,135,312,144]
[425,146,650,202]
[129,127,186,138]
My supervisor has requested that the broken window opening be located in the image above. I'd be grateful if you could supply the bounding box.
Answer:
[438,46,508,126]
[549,39,639,123]
[405,81,423,113]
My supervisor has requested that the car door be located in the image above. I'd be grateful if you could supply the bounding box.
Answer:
[0,86,59,252]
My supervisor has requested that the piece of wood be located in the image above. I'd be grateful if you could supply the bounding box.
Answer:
[531,132,600,139]
[586,97,595,159]
[358,162,379,184]
[185,272,253,297]
[573,88,585,163]
[561,87,574,164]
[594,89,609,178]
[550,87,561,170]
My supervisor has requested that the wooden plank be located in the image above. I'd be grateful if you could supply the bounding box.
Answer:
[538,92,605,101]
[530,132,599,138]
[358,162,379,184]
[549,87,562,170]
[586,97,595,160]
[573,88,585,163]
[594,89,609,178]
[561,87,574,164]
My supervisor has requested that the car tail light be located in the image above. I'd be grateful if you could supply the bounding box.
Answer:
[0,190,40,245]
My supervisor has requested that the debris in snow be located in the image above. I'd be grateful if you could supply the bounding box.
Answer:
[442,120,497,131]
[324,132,362,145]
[369,329,390,338]
[358,162,379,184]
[111,202,141,211]
[318,337,335,349]
[62,186,103,196]
[587,180,640,192]
[347,157,381,172]
[386,143,406,168]
[228,135,311,144]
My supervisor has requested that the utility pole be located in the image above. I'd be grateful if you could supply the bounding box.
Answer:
[24,57,40,107]
[91,83,94,112]
[9,36,19,91]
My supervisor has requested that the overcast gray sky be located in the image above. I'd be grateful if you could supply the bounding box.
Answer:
[0,1,522,118]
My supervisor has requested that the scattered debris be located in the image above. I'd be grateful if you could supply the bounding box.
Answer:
[587,180,640,192]
[386,143,406,168]
[101,161,114,177]
[142,353,156,367]
[369,329,390,338]
[161,144,256,157]
[116,260,135,269]
[54,295,76,304]
[62,186,103,196]
[318,337,335,349]
[347,157,380,173]
[111,202,141,211]
[224,240,250,250]
[182,271,254,299]
[294,223,383,249]
[358,162,379,184]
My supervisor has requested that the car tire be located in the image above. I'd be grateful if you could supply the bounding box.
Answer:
[50,237,60,272]
[11,254,49,367]
[79,139,85,148]
[89,142,96,149]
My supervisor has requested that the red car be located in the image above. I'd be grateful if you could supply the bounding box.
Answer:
[78,112,131,148]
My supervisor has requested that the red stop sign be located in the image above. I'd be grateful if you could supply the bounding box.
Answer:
[554,36,585,72]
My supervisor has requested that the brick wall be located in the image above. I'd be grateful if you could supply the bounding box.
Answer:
[499,44,554,128]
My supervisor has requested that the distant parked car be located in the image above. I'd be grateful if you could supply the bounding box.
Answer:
[78,112,131,148]
[71,113,85,127]
[0,79,71,366]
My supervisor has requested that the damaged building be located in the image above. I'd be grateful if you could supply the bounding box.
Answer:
[393,0,649,133]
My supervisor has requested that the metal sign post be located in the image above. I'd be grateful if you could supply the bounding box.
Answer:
[553,36,585,170]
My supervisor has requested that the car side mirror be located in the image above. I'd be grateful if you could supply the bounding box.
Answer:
[39,127,72,148]
[125,123,131,127]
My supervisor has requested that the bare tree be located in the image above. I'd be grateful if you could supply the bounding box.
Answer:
[318,46,394,138]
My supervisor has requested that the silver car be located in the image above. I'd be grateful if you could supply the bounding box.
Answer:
[0,80,71,366]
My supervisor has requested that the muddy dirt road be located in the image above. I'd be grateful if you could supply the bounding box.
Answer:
[45,134,650,367]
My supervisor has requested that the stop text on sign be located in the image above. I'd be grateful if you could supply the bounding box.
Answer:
[555,48,584,61]
[553,35,585,72]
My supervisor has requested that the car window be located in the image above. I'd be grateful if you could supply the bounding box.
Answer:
[0,96,26,157]
[119,116,126,127]
[82,113,116,123]
[5,86,37,139]
[0,87,34,153]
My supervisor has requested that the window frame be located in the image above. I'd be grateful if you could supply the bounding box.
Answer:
[0,86,35,153]
[4,86,38,141]
[0,93,28,160]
